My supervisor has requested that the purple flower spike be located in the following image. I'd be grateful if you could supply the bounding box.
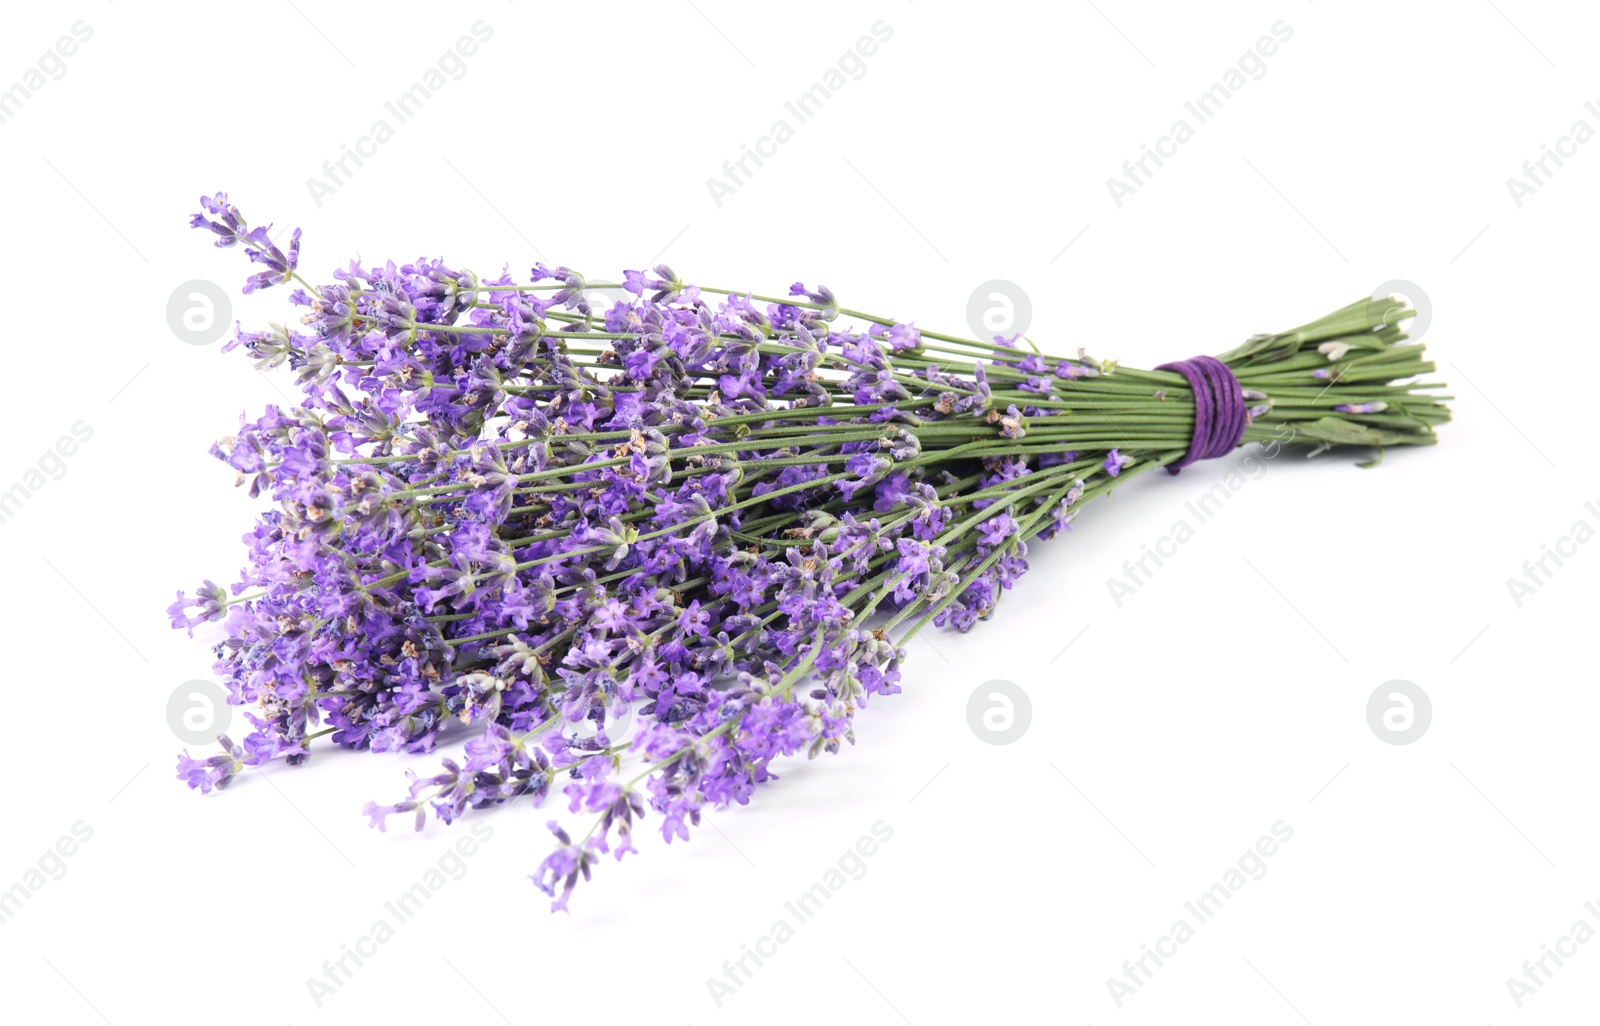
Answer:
[176,735,245,794]
[190,192,301,293]
[532,821,597,913]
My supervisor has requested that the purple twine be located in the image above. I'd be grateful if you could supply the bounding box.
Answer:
[1155,355,1246,474]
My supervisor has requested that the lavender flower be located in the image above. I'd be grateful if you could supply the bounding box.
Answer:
[169,194,1450,910]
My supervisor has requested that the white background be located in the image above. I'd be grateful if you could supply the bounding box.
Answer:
[1,1,1595,1023]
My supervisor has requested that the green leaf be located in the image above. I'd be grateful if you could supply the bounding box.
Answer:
[1298,417,1436,448]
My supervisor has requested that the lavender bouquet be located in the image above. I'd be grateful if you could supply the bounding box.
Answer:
[170,194,1450,910]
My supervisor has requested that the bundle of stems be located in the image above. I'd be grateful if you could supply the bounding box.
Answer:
[170,194,1448,908]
